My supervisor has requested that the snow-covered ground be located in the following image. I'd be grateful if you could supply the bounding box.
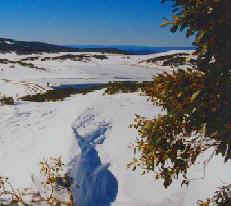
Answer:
[0,51,230,206]
[0,50,193,98]
[0,52,161,97]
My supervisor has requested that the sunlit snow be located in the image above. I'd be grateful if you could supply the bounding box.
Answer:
[0,51,230,206]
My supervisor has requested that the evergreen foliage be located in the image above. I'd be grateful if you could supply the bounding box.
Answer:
[130,0,231,205]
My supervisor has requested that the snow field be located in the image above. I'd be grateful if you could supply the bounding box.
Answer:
[0,51,229,206]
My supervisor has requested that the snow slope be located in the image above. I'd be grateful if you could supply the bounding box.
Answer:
[0,51,230,206]
[0,90,230,206]
[0,90,162,204]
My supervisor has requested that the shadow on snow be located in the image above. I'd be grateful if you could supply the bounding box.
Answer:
[69,114,118,206]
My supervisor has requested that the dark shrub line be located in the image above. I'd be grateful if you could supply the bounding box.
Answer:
[0,96,15,105]
[0,58,46,71]
[20,85,106,102]
[19,81,152,102]
[139,52,195,67]
[103,81,152,95]
[41,54,108,62]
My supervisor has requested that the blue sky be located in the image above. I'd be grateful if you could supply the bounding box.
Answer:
[0,0,193,46]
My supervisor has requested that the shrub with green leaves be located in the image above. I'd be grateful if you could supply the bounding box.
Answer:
[130,1,231,205]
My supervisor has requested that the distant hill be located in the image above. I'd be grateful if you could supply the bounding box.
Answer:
[0,38,129,55]
[71,45,195,55]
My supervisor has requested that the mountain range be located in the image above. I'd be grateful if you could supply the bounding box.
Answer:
[0,38,129,55]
